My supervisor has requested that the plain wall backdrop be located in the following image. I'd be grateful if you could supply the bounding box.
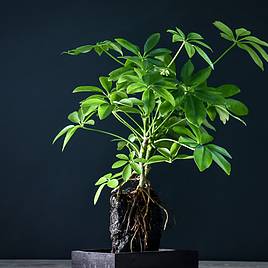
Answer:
[0,0,267,261]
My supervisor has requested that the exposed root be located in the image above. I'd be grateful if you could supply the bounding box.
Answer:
[112,184,169,252]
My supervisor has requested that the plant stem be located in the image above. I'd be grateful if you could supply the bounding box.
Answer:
[82,126,139,154]
[113,112,143,139]
[213,43,236,65]
[154,111,173,132]
[103,50,124,66]
[122,112,143,132]
[167,41,185,68]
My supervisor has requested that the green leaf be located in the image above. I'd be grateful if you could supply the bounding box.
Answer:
[195,46,214,69]
[159,101,173,116]
[187,32,203,40]
[238,43,264,70]
[122,164,132,181]
[147,155,168,164]
[235,28,251,38]
[246,42,268,62]
[185,43,195,58]
[67,111,80,124]
[147,48,171,57]
[144,33,160,55]
[130,162,142,174]
[95,174,111,185]
[109,67,132,81]
[62,125,80,151]
[195,88,225,105]
[53,125,74,144]
[157,147,171,158]
[94,184,106,205]
[191,40,213,51]
[216,84,240,97]
[191,67,212,86]
[210,150,231,175]
[73,86,103,93]
[127,83,147,94]
[81,98,107,107]
[181,60,194,84]
[142,89,155,115]
[206,144,232,159]
[107,179,119,188]
[194,145,213,172]
[213,21,234,39]
[225,99,249,116]
[185,95,206,126]
[154,87,175,106]
[179,136,198,148]
[115,38,140,55]
[241,36,268,47]
[116,154,129,160]
[216,106,230,124]
[170,143,181,157]
[173,125,196,139]
[112,160,128,169]
[98,103,113,120]
[99,76,112,92]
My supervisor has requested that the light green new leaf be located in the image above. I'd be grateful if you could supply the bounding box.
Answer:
[213,21,234,39]
[68,111,80,124]
[53,125,74,144]
[225,99,249,116]
[185,95,206,126]
[194,145,213,171]
[147,155,168,164]
[112,160,128,169]
[95,174,111,185]
[81,98,107,107]
[144,33,160,54]
[98,103,113,120]
[142,88,155,115]
[122,164,132,181]
[107,179,119,188]
[157,147,171,158]
[116,154,129,160]
[185,43,195,58]
[99,76,112,92]
[73,86,103,93]
[216,106,230,124]
[62,125,80,151]
[115,38,140,55]
[195,46,214,69]
[94,184,106,205]
[130,162,142,174]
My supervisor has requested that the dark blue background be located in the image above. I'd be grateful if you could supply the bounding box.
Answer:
[0,0,267,260]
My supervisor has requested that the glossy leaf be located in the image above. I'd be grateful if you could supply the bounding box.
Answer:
[107,179,119,188]
[112,160,128,169]
[194,145,213,171]
[185,95,206,126]
[122,164,132,181]
[98,103,113,120]
[216,84,240,97]
[115,38,140,55]
[195,46,214,69]
[213,21,234,39]
[62,125,80,151]
[225,99,249,116]
[154,87,175,106]
[144,33,160,54]
[53,125,74,144]
[73,86,103,93]
[142,89,155,115]
[68,111,80,123]
[94,184,106,205]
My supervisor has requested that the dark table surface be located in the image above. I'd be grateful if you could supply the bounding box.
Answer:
[0,260,267,268]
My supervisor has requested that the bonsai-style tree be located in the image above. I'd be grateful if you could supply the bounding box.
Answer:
[53,21,268,252]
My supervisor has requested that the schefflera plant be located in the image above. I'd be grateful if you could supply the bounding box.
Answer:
[54,21,268,209]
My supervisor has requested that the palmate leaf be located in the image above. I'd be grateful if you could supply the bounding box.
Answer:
[53,125,74,144]
[245,42,268,62]
[235,28,251,38]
